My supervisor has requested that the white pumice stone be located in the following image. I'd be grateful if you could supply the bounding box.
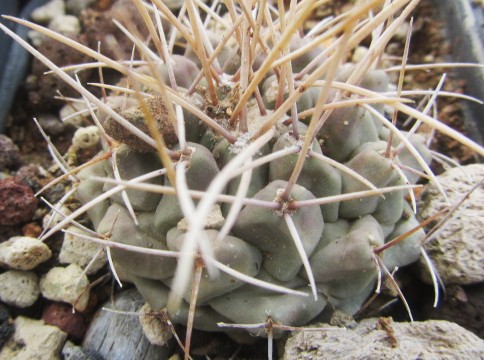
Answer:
[48,15,81,36]
[0,236,52,270]
[31,0,66,24]
[40,264,91,312]
[0,316,67,360]
[59,226,107,275]
[0,271,40,308]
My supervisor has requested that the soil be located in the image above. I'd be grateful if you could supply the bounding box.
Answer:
[406,1,480,165]
[0,0,482,359]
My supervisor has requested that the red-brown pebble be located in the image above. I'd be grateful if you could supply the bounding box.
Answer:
[0,177,38,226]
[22,223,43,238]
[42,302,87,341]
[83,290,98,314]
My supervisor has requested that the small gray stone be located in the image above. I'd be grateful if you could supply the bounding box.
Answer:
[37,114,65,136]
[31,0,66,24]
[40,264,90,312]
[83,289,172,360]
[0,236,52,270]
[0,271,40,308]
[418,164,484,285]
[0,316,67,360]
[284,318,484,359]
[62,340,103,360]
[59,226,107,275]
[63,341,88,360]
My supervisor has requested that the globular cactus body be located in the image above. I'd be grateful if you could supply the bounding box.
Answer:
[232,179,323,282]
[10,0,482,349]
[74,33,431,334]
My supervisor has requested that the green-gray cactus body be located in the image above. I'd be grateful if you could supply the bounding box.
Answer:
[154,142,222,234]
[69,5,436,338]
[74,64,433,336]
[269,129,342,222]
[232,179,323,281]
[165,228,262,303]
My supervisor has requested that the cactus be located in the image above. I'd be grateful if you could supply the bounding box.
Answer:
[2,0,484,358]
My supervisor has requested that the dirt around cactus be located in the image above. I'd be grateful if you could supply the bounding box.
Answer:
[0,0,482,359]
